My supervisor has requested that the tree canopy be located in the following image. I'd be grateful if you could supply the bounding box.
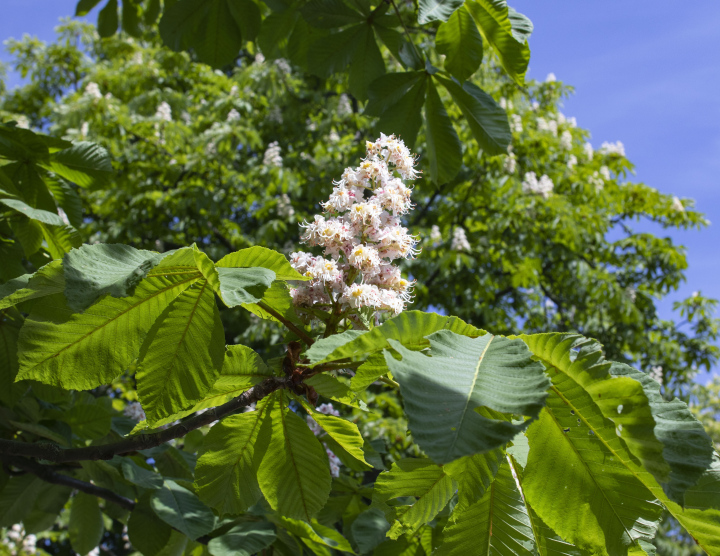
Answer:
[0,2,719,555]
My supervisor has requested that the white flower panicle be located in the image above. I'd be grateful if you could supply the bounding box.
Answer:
[650,365,663,386]
[671,196,684,212]
[124,402,146,422]
[599,141,625,157]
[546,72,557,82]
[429,225,442,246]
[511,114,523,133]
[504,152,517,174]
[584,142,594,161]
[522,172,554,199]
[156,101,172,122]
[227,108,240,122]
[451,227,471,252]
[560,130,573,150]
[277,193,295,218]
[567,154,578,170]
[85,82,102,99]
[290,134,418,318]
[263,141,283,168]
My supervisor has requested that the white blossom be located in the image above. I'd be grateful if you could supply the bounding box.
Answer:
[155,101,172,122]
[131,51,143,65]
[268,106,283,124]
[84,81,102,99]
[277,194,295,218]
[567,154,577,170]
[274,58,291,74]
[430,225,442,246]
[80,121,89,138]
[451,227,471,252]
[589,171,604,191]
[599,141,625,157]
[671,196,684,212]
[337,94,353,118]
[124,401,146,422]
[255,52,265,64]
[227,108,240,122]
[290,134,418,318]
[546,72,557,82]
[263,141,283,168]
[650,365,663,385]
[504,152,517,174]
[560,130,573,150]
[583,142,594,161]
[327,445,341,477]
[14,115,30,129]
[511,114,523,133]
[522,172,554,199]
[599,165,611,180]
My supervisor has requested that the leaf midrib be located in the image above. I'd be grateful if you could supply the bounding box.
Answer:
[446,335,494,457]
[280,394,312,521]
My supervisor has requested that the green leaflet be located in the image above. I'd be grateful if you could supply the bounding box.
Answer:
[365,72,427,148]
[297,395,369,466]
[151,480,216,540]
[465,0,531,86]
[348,24,386,101]
[276,517,356,554]
[257,393,332,521]
[0,320,24,407]
[127,493,172,556]
[0,197,66,226]
[68,493,104,555]
[300,0,366,28]
[385,330,549,463]
[0,475,45,527]
[208,522,277,556]
[195,401,271,516]
[47,403,112,440]
[351,508,391,554]
[436,460,534,555]
[135,279,225,422]
[372,458,456,539]
[434,76,511,155]
[306,310,484,366]
[308,24,365,78]
[424,77,462,184]
[435,6,484,82]
[243,280,306,328]
[444,449,504,511]
[350,351,388,391]
[523,389,662,555]
[17,272,199,390]
[41,221,83,259]
[216,267,276,306]
[41,141,112,188]
[97,0,119,37]
[216,246,306,281]
[63,243,165,311]
[305,373,368,410]
[121,458,163,490]
[417,0,464,25]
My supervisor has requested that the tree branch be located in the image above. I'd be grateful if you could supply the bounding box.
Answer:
[0,376,289,464]
[257,301,315,346]
[0,455,136,511]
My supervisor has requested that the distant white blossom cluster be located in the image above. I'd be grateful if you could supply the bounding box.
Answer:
[290,134,418,319]
[124,401,146,422]
[306,403,342,477]
[227,108,240,122]
[156,101,172,122]
[263,141,283,168]
[671,196,684,212]
[451,227,471,252]
[650,365,663,385]
[510,114,523,134]
[85,81,102,100]
[2,524,37,555]
[522,172,554,199]
[277,193,295,218]
[599,141,625,157]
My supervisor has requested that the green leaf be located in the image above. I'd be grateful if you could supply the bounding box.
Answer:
[208,522,277,556]
[305,373,367,410]
[122,0,142,37]
[436,6,483,82]
[0,322,24,407]
[137,280,225,422]
[351,508,391,554]
[242,280,305,327]
[216,267,276,306]
[48,403,112,440]
[0,261,65,310]
[444,449,503,511]
[300,0,365,28]
[97,0,120,37]
[424,78,462,184]
[0,197,65,226]
[435,76,511,155]
[43,141,113,188]
[375,75,427,149]
[40,222,82,259]
[350,351,388,391]
[69,493,104,555]
[435,459,534,555]
[227,0,262,42]
[308,24,364,78]
[385,330,549,463]
[349,25,386,101]
[216,246,306,281]
[63,244,165,312]
[372,458,455,539]
[417,0,464,25]
[307,310,483,366]
[195,402,272,515]
[151,480,216,540]
[465,0,531,86]
[121,458,164,490]
[257,392,332,521]
[45,178,83,227]
[17,272,199,389]
[297,397,369,466]
[11,217,44,257]
[127,493,173,556]
[0,475,45,527]
[76,0,103,16]
[145,0,162,24]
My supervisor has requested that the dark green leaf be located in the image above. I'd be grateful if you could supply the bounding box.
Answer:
[424,78,462,183]
[68,493,104,555]
[97,0,120,38]
[122,0,142,37]
[300,0,365,28]
[348,26,385,101]
[208,522,277,556]
[351,508,391,554]
[436,6,483,82]
[0,475,45,527]
[151,480,216,540]
[76,0,103,16]
[127,493,173,556]
[308,24,364,78]
[417,0,464,25]
[121,458,164,489]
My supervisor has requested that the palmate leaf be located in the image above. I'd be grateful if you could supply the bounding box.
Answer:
[385,330,549,463]
[136,279,225,422]
[522,379,663,555]
[465,0,531,86]
[257,392,332,521]
[195,400,272,516]
[17,272,199,390]
[306,310,484,367]
[372,458,456,539]
[436,459,534,555]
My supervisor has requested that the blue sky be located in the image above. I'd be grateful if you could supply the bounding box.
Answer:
[2,1,719,379]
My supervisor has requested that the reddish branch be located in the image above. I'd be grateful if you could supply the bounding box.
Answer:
[0,376,289,464]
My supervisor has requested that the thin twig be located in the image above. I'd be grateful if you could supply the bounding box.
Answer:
[0,376,289,464]
[257,301,315,346]
[388,0,423,63]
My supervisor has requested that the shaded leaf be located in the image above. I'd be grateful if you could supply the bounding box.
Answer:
[436,6,483,82]
[208,522,277,556]
[424,78,462,184]
[151,480,216,540]
[68,493,104,555]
